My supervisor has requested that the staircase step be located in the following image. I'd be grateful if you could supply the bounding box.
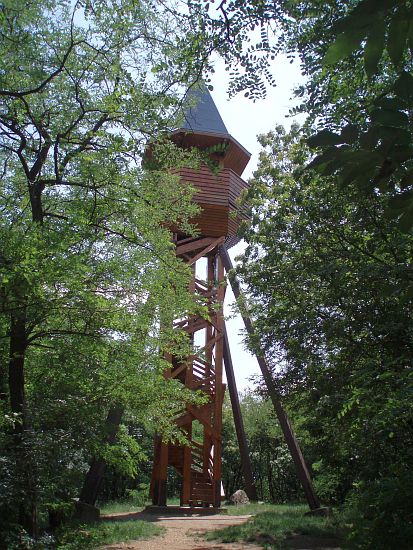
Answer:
[190,493,213,501]
[193,487,212,493]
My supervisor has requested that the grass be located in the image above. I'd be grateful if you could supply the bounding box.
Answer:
[56,519,163,549]
[206,503,343,549]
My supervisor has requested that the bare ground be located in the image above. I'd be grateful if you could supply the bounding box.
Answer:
[100,511,263,550]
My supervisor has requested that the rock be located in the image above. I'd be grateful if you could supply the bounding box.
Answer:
[230,489,249,505]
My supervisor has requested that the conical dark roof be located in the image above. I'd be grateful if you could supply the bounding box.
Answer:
[172,82,251,177]
[181,85,228,135]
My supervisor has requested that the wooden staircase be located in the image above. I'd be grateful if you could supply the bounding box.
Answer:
[150,236,226,508]
[167,441,214,505]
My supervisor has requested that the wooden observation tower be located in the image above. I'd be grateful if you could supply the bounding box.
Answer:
[150,86,254,508]
[77,88,320,518]
[149,85,320,512]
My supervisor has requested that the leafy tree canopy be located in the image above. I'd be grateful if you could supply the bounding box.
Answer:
[238,123,413,547]
[0,0,213,540]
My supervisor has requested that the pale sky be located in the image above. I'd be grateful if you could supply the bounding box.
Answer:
[209,55,305,392]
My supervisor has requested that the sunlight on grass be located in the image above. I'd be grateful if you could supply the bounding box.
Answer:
[207,503,342,549]
[99,501,146,515]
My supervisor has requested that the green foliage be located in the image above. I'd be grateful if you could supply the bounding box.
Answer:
[0,0,213,540]
[99,485,149,514]
[321,0,411,72]
[98,427,146,479]
[238,124,413,544]
[307,70,413,231]
[344,472,413,549]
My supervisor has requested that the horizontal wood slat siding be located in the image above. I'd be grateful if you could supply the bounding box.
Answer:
[177,166,249,207]
[178,166,228,207]
[193,203,229,237]
[174,165,250,237]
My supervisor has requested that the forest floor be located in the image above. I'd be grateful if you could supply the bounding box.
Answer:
[99,506,342,550]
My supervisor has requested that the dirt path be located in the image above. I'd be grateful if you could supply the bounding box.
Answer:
[101,511,263,550]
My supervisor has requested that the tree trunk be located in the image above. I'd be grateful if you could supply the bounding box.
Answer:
[28,185,44,224]
[78,405,124,506]
[8,301,38,536]
[9,307,27,430]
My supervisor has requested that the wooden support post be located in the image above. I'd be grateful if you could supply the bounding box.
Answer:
[156,442,168,506]
[182,427,192,505]
[223,324,258,501]
[212,254,225,507]
[219,246,320,511]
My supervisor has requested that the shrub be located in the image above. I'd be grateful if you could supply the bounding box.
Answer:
[345,472,413,549]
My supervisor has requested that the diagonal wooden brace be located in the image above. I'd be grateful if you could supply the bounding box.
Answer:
[219,245,320,511]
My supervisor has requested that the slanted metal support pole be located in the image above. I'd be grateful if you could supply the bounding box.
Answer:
[219,246,320,511]
[223,323,258,501]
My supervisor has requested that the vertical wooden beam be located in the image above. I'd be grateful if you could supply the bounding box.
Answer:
[182,426,192,505]
[151,237,228,508]
[219,246,320,511]
[156,442,168,506]
[206,257,215,374]
[223,324,258,501]
[212,254,225,506]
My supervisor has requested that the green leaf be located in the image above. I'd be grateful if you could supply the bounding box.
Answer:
[347,0,394,19]
[307,147,342,171]
[394,71,413,104]
[398,209,413,232]
[388,190,413,211]
[337,151,382,188]
[364,17,386,77]
[323,29,366,65]
[401,285,413,302]
[360,127,380,150]
[375,97,407,110]
[387,11,409,67]
[380,282,398,297]
[307,130,343,148]
[408,17,413,55]
[370,108,409,128]
[387,189,413,231]
[332,0,390,33]
[371,125,411,147]
[337,164,366,188]
[340,124,359,145]
[400,168,413,190]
